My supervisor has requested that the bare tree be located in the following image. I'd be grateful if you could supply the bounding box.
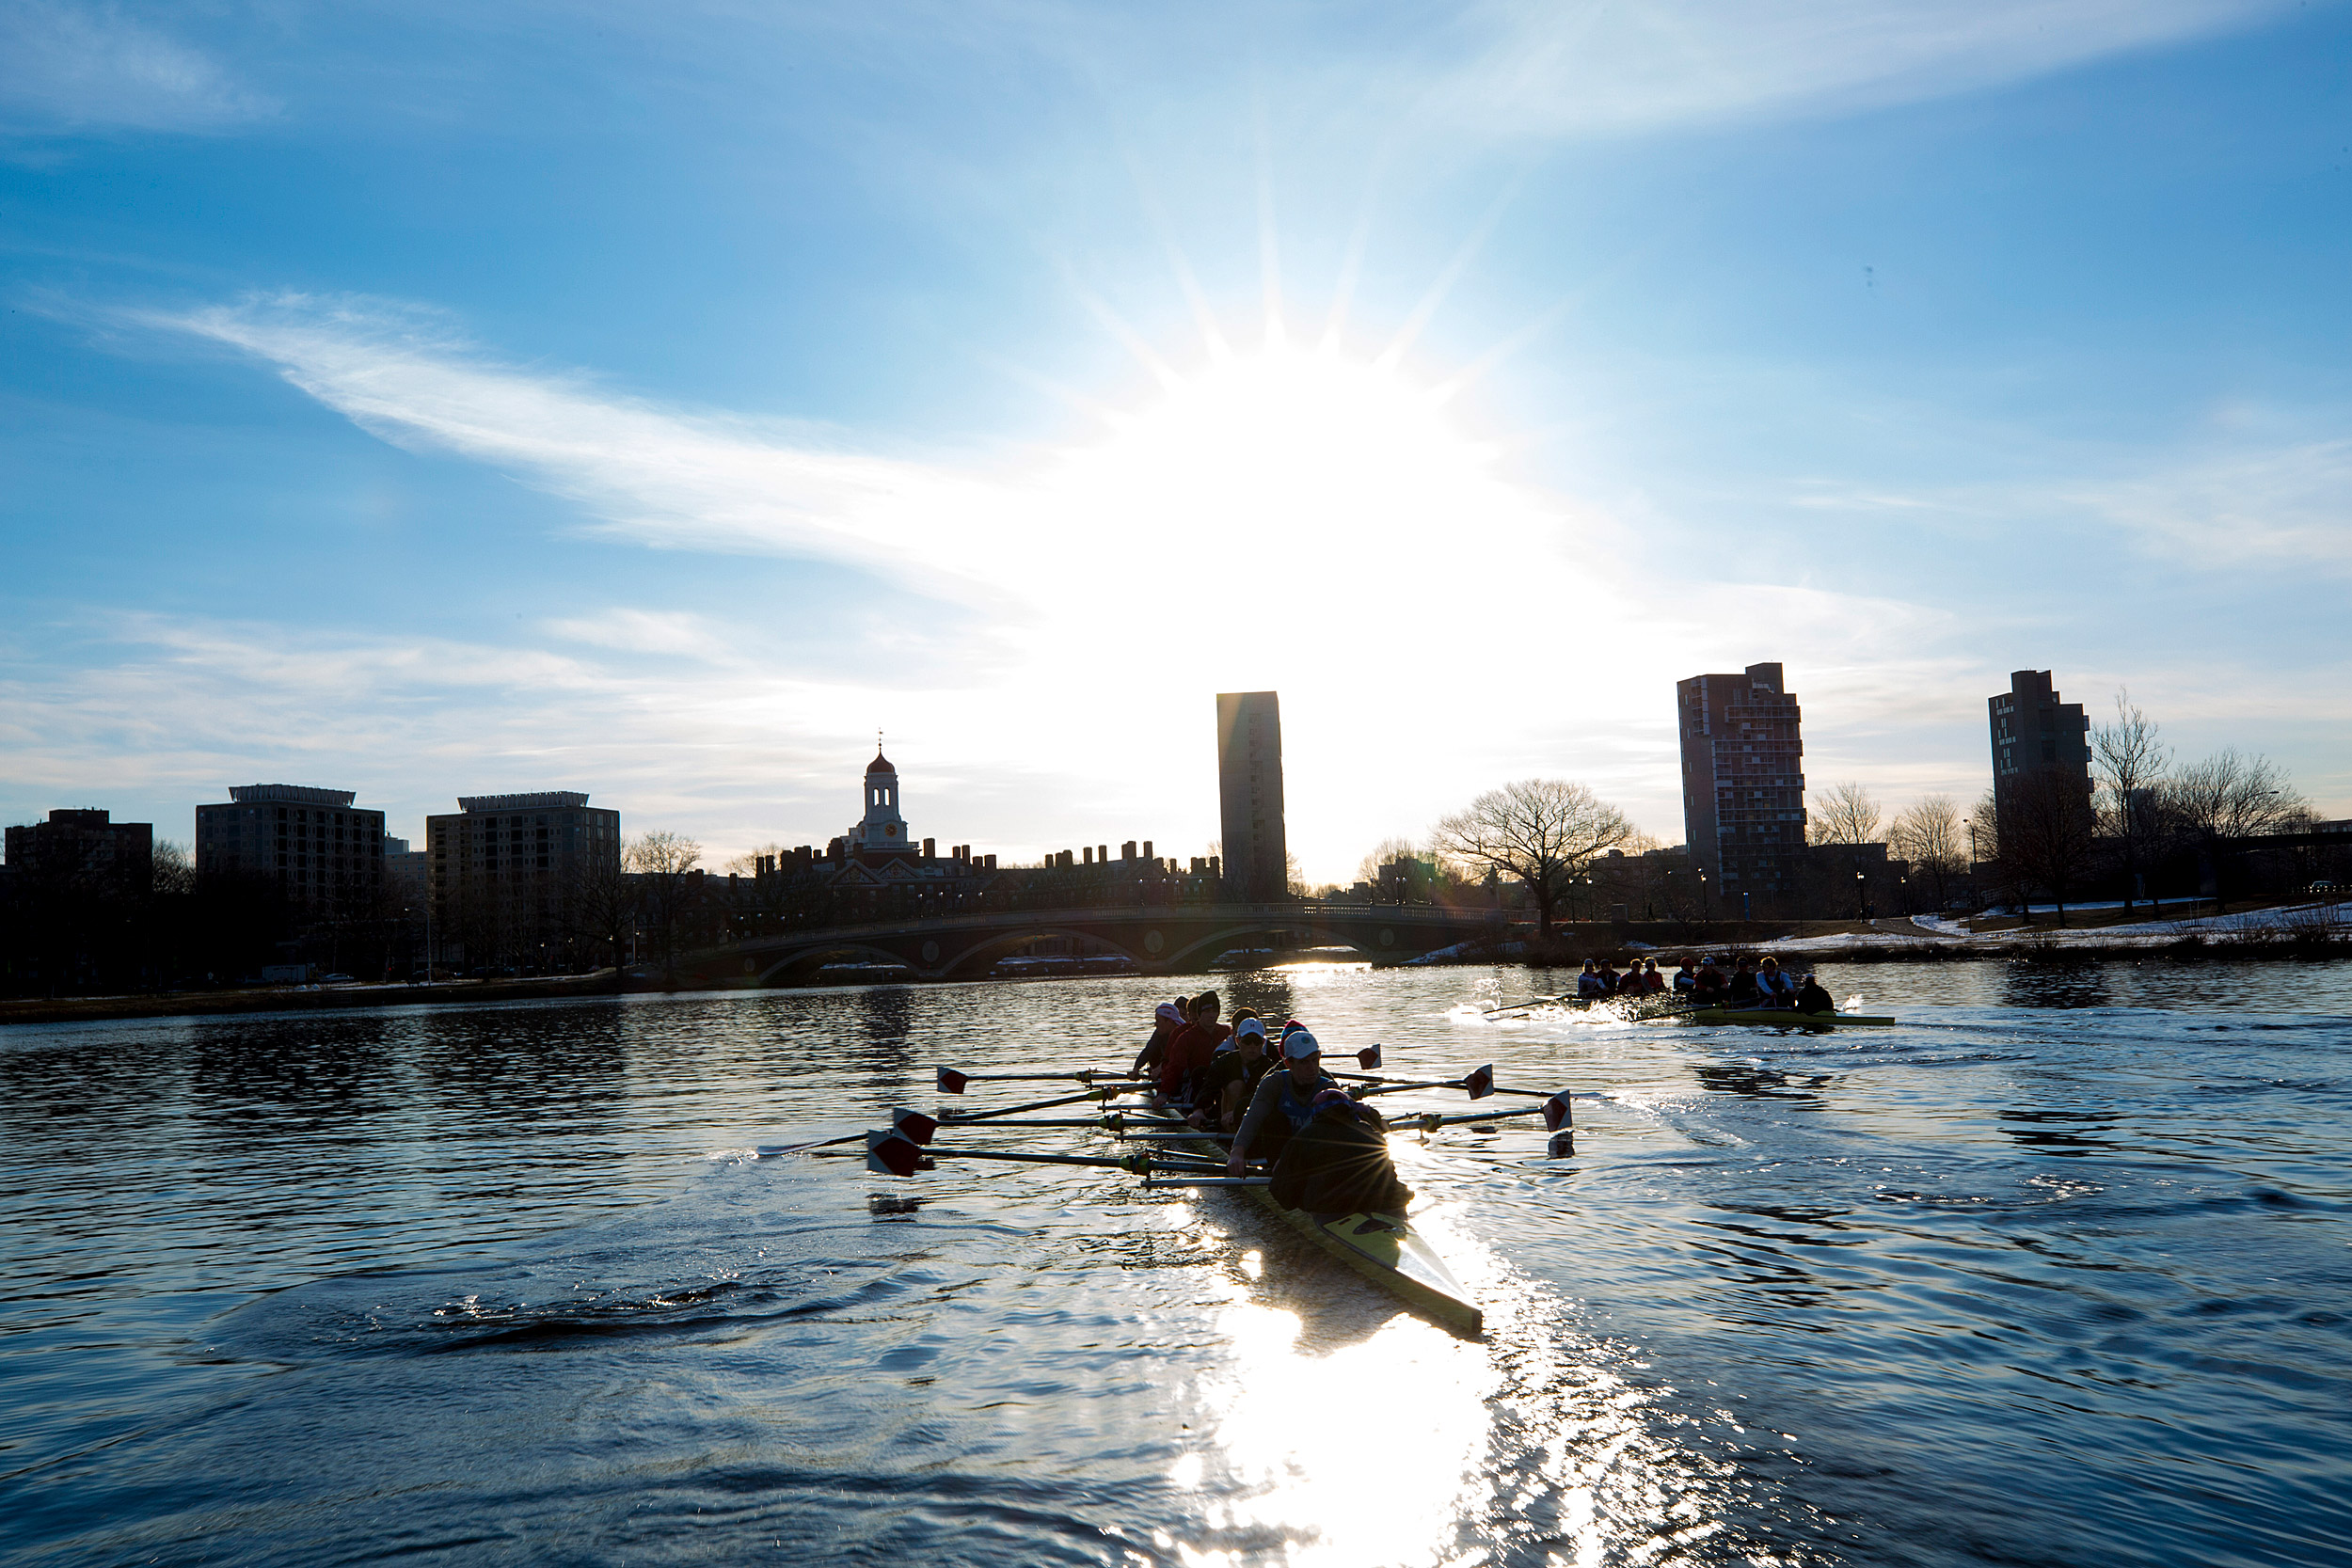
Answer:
[628,831,703,985]
[1967,790,2015,912]
[1806,781,1883,847]
[1431,780,1632,939]
[1999,772,2101,926]
[2166,750,2306,912]
[565,847,636,981]
[1355,835,1421,887]
[2091,689,2170,913]
[1888,795,1965,911]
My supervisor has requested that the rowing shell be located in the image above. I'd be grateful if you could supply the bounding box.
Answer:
[1685,1007,1896,1027]
[1136,1100,1484,1337]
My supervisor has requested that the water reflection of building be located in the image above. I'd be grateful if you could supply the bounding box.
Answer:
[1677,662,1807,914]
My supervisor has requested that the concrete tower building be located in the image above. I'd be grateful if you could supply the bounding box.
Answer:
[196,784,383,908]
[1677,662,1807,913]
[1989,670,2091,818]
[1216,691,1288,902]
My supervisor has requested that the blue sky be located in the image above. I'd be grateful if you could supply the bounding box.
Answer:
[3,0,2345,879]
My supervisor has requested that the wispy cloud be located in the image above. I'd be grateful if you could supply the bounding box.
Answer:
[1426,0,2293,137]
[0,1,272,134]
[113,292,2210,867]
[2069,436,2352,572]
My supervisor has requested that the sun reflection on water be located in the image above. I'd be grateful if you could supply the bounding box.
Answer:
[1134,1186,1788,1568]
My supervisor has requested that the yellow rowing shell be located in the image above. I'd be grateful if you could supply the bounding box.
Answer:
[1137,1102,1484,1337]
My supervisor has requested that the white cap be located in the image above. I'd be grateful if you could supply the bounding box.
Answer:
[1281,1028,1321,1060]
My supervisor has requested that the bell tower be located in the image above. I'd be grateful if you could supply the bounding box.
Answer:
[858,746,910,855]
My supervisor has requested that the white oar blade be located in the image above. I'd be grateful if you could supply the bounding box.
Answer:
[936,1068,969,1095]
[1358,1044,1382,1070]
[891,1107,940,1146]
[1465,1064,1495,1101]
[1541,1091,1573,1133]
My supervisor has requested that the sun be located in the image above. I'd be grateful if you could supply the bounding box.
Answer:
[1036,342,1537,619]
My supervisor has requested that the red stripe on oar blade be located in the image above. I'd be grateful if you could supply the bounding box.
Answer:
[891,1108,940,1146]
[1357,1044,1382,1069]
[1465,1064,1495,1101]
[936,1068,968,1095]
[1542,1092,1573,1133]
[866,1131,925,1177]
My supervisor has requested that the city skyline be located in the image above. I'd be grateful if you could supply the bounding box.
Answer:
[6,3,2348,881]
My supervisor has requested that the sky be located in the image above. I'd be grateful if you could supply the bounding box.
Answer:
[2,0,2345,882]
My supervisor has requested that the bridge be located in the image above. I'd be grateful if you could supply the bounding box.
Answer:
[691,901,1508,985]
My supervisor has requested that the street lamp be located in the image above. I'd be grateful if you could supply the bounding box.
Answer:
[1855,868,1867,921]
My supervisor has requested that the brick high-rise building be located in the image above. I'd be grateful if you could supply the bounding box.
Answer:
[1677,662,1807,914]
[1216,691,1288,903]
[5,809,153,891]
[1989,670,2091,819]
[196,785,382,908]
[425,792,620,967]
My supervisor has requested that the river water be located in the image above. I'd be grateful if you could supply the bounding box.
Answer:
[4,959,2349,1567]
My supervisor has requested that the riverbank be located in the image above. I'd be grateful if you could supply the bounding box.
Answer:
[0,971,628,1027]
[1414,900,2352,968]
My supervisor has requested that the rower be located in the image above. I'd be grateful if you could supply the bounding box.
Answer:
[1728,958,1761,1006]
[1672,958,1697,997]
[1756,956,1794,1008]
[1229,1026,1343,1176]
[1639,958,1666,995]
[1693,956,1728,1003]
[1795,973,1836,1015]
[1267,1086,1410,1217]
[1192,1016,1271,1132]
[1576,960,1606,1000]
[1155,990,1231,1107]
[1130,998,1189,1079]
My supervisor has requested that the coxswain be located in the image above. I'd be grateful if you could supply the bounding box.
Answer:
[1130,998,1189,1079]
[1672,958,1698,997]
[1193,1016,1271,1132]
[1794,974,1836,1015]
[1230,1026,1343,1175]
[1155,990,1231,1106]
[1576,960,1607,1000]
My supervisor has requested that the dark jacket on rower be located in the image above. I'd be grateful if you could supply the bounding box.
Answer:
[1728,967,1760,1004]
[1268,1093,1411,1216]
[1234,1063,1335,1165]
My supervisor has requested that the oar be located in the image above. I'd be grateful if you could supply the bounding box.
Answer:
[1144,1176,1271,1188]
[935,1067,1146,1094]
[1482,991,1572,1016]
[865,1130,1155,1178]
[1394,1089,1574,1135]
[767,1087,1126,1155]
[1333,1064,1548,1101]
